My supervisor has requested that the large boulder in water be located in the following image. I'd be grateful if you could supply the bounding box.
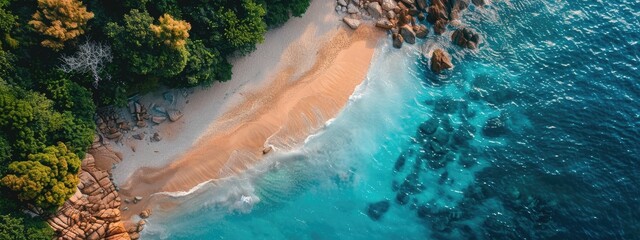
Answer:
[414,24,428,39]
[430,49,453,73]
[452,27,481,49]
[400,25,416,44]
[419,118,439,135]
[392,33,404,48]
[483,117,508,137]
[367,200,391,220]
[427,3,448,24]
[434,19,447,35]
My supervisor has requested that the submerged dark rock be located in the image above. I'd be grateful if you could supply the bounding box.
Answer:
[432,127,449,144]
[396,192,411,205]
[367,200,391,220]
[394,150,414,172]
[419,118,439,135]
[483,117,508,137]
[452,27,481,49]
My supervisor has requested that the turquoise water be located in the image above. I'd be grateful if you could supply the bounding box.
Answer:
[143,0,640,239]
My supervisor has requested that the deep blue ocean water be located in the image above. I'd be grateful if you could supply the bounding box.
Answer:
[142,0,640,239]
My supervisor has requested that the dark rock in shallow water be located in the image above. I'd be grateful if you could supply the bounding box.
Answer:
[400,25,417,44]
[399,172,424,195]
[483,117,508,137]
[367,200,391,220]
[394,150,413,172]
[453,124,475,145]
[440,115,454,132]
[430,141,447,154]
[396,192,411,205]
[434,98,458,114]
[438,171,449,184]
[417,205,431,219]
[396,171,425,205]
[472,75,517,105]
[452,27,481,49]
[391,180,399,192]
[419,118,439,135]
[428,151,455,169]
[432,127,449,144]
[392,33,404,48]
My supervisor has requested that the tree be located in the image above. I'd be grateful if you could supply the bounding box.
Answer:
[1,143,80,212]
[106,10,189,78]
[179,39,231,86]
[0,0,18,49]
[60,41,113,88]
[150,13,190,48]
[0,214,54,240]
[28,0,94,51]
[0,214,24,240]
[218,0,267,54]
[258,0,311,27]
[0,79,94,159]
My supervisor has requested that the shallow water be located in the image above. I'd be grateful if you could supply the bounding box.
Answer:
[142,0,640,238]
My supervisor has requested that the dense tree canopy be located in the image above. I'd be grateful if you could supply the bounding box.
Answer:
[258,0,310,27]
[1,143,80,212]
[106,10,189,78]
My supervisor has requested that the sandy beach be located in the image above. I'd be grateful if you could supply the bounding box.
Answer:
[110,1,384,220]
[110,0,340,185]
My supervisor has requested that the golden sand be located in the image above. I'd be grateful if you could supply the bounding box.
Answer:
[119,26,383,219]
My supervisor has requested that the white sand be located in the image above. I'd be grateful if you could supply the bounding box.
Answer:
[110,0,341,185]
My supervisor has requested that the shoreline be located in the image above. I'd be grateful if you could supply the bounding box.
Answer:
[118,25,383,221]
[108,0,341,186]
[106,1,384,221]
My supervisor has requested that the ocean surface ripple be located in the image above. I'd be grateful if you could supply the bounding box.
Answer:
[143,0,640,239]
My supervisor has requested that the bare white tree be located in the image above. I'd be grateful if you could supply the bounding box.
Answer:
[60,41,113,88]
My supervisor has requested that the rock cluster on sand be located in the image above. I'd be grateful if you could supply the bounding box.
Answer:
[48,139,148,240]
[96,108,129,142]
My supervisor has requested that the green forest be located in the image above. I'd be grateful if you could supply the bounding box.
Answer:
[0,0,310,237]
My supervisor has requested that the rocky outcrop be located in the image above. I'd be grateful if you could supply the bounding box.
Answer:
[48,141,145,240]
[430,49,453,73]
[452,27,481,49]
[336,0,480,48]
